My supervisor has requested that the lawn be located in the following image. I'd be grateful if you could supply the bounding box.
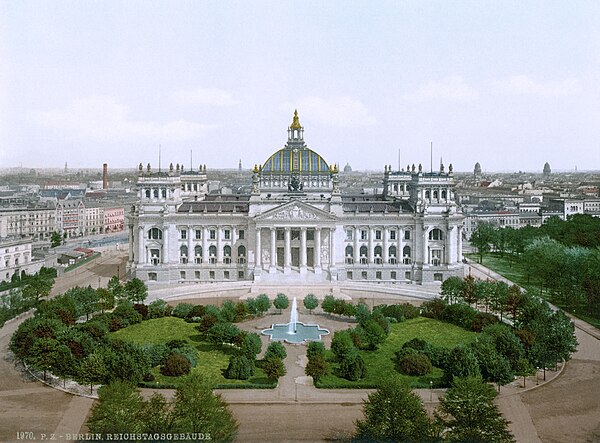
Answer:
[111,317,273,388]
[317,317,477,389]
[467,252,600,329]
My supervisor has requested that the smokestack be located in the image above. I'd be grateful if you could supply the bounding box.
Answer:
[102,163,108,189]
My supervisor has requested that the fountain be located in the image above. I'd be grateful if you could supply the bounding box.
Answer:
[262,296,329,344]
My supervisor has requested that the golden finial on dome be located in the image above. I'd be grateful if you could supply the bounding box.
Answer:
[253,164,259,173]
[290,109,302,129]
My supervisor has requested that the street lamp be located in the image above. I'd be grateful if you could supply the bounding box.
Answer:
[429,380,433,401]
[536,366,539,385]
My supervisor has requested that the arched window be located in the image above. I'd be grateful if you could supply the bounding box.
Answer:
[209,245,217,256]
[153,189,159,198]
[429,228,444,241]
[403,245,411,257]
[442,190,447,199]
[425,190,430,199]
[194,245,202,264]
[374,246,383,264]
[433,190,438,199]
[180,245,188,264]
[223,245,231,257]
[237,245,246,263]
[360,245,368,264]
[388,245,397,263]
[145,189,150,198]
[345,245,354,264]
[147,227,163,240]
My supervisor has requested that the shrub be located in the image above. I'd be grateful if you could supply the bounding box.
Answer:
[171,345,198,368]
[171,303,194,319]
[421,299,447,320]
[133,303,148,320]
[305,354,330,382]
[143,373,155,382]
[472,312,499,332]
[112,303,142,327]
[306,341,326,359]
[186,304,207,319]
[142,343,170,367]
[264,342,287,360]
[166,339,187,349]
[240,333,262,359]
[160,352,191,376]
[396,353,433,376]
[196,313,219,333]
[402,338,429,351]
[263,357,286,380]
[339,350,367,381]
[234,302,250,322]
[205,322,241,345]
[303,294,319,313]
[331,330,355,362]
[224,354,255,380]
[148,299,171,318]
[443,303,477,330]
[374,303,419,321]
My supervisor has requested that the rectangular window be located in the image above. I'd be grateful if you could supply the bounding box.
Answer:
[361,271,368,280]
[375,230,382,240]
[209,271,215,279]
[238,271,245,279]
[405,271,411,280]
[291,230,300,240]
[181,229,187,239]
[148,272,157,281]
[404,230,411,240]
[180,271,186,280]
[195,229,202,240]
[347,271,353,280]
[390,230,396,240]
[434,273,443,282]
[391,271,397,280]
[307,230,314,241]
[376,271,382,280]
[361,230,367,240]
[224,271,230,280]
[276,230,284,240]
[238,229,245,240]
[224,229,231,240]
[346,229,353,241]
[210,230,216,240]
[195,271,200,279]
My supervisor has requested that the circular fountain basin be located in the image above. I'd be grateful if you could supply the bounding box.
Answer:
[262,322,330,344]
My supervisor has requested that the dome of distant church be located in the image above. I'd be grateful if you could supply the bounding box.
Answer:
[261,110,331,175]
[343,163,352,172]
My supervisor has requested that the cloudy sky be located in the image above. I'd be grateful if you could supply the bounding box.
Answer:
[1,1,599,172]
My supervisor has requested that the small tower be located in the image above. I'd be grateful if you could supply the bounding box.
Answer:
[543,162,551,178]
[238,159,242,172]
[474,162,482,180]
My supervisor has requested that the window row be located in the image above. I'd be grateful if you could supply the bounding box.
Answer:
[345,228,411,241]
[346,270,444,281]
[178,245,247,264]
[147,227,245,241]
[344,245,412,265]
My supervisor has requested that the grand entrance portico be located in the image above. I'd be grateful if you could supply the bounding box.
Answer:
[252,200,337,281]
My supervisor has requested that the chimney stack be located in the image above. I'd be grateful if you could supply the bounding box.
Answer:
[102,163,108,189]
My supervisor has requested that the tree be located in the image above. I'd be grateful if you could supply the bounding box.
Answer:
[306,341,326,359]
[22,275,54,302]
[29,337,60,380]
[471,222,496,263]
[303,294,319,313]
[224,354,255,380]
[205,323,241,345]
[170,374,238,441]
[396,353,433,376]
[107,275,124,300]
[441,276,464,305]
[240,332,262,359]
[436,377,515,443]
[305,354,330,382]
[79,351,109,394]
[331,330,355,362]
[462,275,478,307]
[50,231,62,248]
[123,278,147,303]
[355,377,434,442]
[264,341,287,360]
[161,352,192,376]
[339,349,367,381]
[262,356,286,380]
[255,294,271,314]
[443,345,481,385]
[96,288,115,313]
[321,294,336,315]
[87,382,144,434]
[273,293,289,314]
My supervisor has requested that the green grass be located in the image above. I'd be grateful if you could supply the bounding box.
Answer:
[468,252,600,329]
[317,317,477,389]
[111,317,273,388]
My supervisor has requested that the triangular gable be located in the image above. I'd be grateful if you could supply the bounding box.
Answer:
[255,199,337,222]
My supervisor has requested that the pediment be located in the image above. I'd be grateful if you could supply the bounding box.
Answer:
[255,200,337,222]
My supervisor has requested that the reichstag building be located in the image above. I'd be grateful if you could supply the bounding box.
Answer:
[128,111,464,284]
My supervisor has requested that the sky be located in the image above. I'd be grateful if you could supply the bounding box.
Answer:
[1,1,600,172]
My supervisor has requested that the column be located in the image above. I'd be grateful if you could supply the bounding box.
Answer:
[129,226,134,262]
[398,227,403,263]
[314,228,322,270]
[368,227,374,264]
[284,227,291,271]
[458,227,463,262]
[217,226,223,263]
[446,227,453,264]
[383,226,389,264]
[353,226,359,263]
[300,227,307,273]
[138,226,145,264]
[163,225,169,264]
[423,228,429,265]
[187,225,193,264]
[255,227,262,268]
[202,226,208,264]
[270,228,276,272]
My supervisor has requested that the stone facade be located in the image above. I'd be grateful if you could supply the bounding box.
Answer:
[129,112,464,284]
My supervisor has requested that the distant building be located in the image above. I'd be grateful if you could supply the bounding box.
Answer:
[543,162,551,178]
[0,238,43,282]
[56,200,85,237]
[104,207,125,233]
[0,207,57,240]
[474,162,482,180]
[343,163,352,172]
